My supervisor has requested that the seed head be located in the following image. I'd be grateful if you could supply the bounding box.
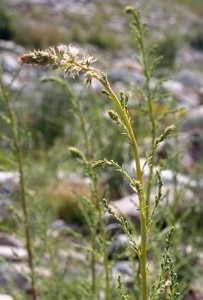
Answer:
[19,44,97,81]
[69,147,84,160]
[125,6,134,14]
[108,110,120,123]
[19,48,57,66]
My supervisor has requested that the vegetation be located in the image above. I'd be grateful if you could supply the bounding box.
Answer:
[0,2,203,300]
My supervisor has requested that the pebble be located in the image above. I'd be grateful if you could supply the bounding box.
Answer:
[181,106,203,131]
[0,233,23,248]
[0,295,14,300]
[0,263,28,291]
[0,172,19,195]
[107,234,129,260]
[0,246,28,262]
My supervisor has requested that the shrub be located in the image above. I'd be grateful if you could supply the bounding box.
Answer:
[0,1,13,40]
[154,35,178,69]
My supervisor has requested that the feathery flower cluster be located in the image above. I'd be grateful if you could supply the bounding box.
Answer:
[19,45,96,79]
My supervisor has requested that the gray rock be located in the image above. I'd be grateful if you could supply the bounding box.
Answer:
[111,194,140,225]
[108,69,145,85]
[0,263,28,291]
[51,219,67,230]
[0,40,24,55]
[107,234,129,260]
[0,52,20,73]
[156,129,203,175]
[0,295,14,300]
[0,246,28,262]
[183,289,203,300]
[162,80,200,108]
[0,199,13,222]
[112,261,136,288]
[181,106,203,131]
[0,233,23,248]
[105,222,124,238]
[175,70,201,89]
[0,172,19,196]
[109,181,196,224]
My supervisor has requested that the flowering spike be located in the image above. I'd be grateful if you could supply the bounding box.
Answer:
[19,44,96,81]
[119,91,129,109]
[19,48,56,66]
[108,110,120,123]
[69,147,84,160]
[101,72,108,83]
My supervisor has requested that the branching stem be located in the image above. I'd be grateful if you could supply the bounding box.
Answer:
[0,80,38,300]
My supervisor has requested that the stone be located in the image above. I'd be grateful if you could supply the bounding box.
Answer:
[162,80,200,108]
[184,289,203,300]
[0,263,28,291]
[108,69,145,85]
[175,70,201,89]
[156,129,203,174]
[107,234,129,260]
[181,106,203,131]
[0,295,13,300]
[112,261,136,288]
[51,219,67,230]
[110,194,140,225]
[108,181,196,227]
[0,246,28,262]
[0,199,13,222]
[0,40,24,55]
[0,233,23,248]
[105,222,124,238]
[0,172,19,196]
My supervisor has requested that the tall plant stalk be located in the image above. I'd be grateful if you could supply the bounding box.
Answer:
[93,177,110,300]
[69,147,111,299]
[126,7,157,220]
[19,28,174,297]
[95,74,147,300]
[0,79,38,300]
[19,44,148,299]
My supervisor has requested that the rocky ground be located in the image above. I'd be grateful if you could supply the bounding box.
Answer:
[0,0,203,299]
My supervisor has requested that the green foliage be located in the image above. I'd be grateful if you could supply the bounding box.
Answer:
[87,30,121,50]
[188,26,203,51]
[154,35,178,70]
[11,16,69,49]
[0,1,13,40]
[0,3,203,300]
[29,81,75,147]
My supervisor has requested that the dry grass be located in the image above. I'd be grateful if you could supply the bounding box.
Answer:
[47,175,92,224]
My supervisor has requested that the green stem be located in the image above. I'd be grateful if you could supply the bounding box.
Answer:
[90,231,97,296]
[135,13,156,221]
[94,75,148,300]
[98,199,110,300]
[0,81,38,300]
[65,57,148,299]
[92,173,110,300]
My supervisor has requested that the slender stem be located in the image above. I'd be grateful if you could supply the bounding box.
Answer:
[90,231,97,296]
[172,123,179,216]
[19,47,149,299]
[97,197,110,300]
[99,210,110,300]
[0,81,38,300]
[135,16,156,221]
[92,75,147,300]
[91,172,110,300]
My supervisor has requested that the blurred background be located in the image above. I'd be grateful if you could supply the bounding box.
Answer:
[0,0,203,299]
